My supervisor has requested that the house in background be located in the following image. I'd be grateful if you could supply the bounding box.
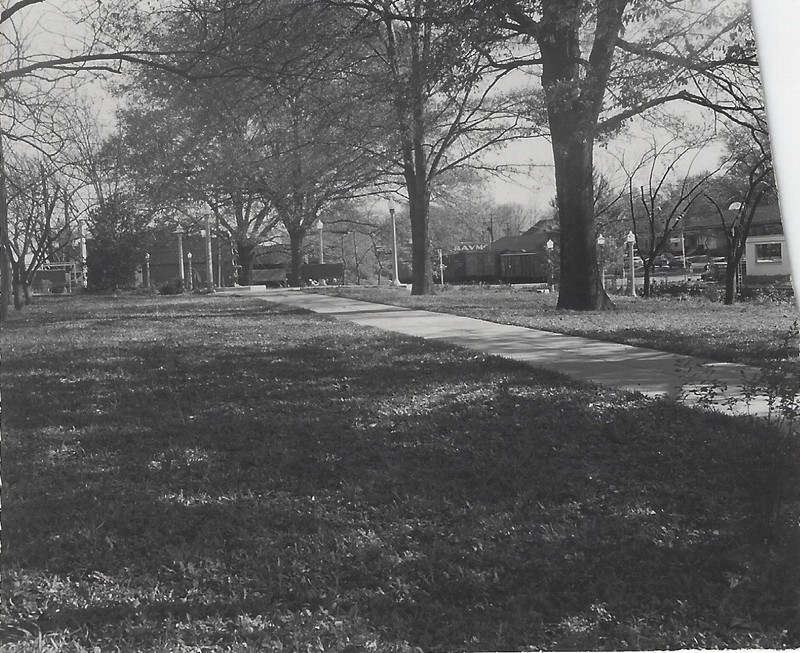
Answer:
[668,204,783,257]
[744,233,791,285]
[663,203,790,286]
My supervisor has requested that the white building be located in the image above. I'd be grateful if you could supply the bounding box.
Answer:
[744,233,792,285]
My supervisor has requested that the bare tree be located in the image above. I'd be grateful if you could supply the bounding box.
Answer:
[321,0,535,294]
[3,157,80,305]
[490,0,759,309]
[625,139,725,296]
[704,127,775,304]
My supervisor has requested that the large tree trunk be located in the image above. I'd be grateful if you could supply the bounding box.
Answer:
[0,247,10,319]
[539,0,621,311]
[724,263,738,305]
[643,265,653,298]
[408,179,433,295]
[723,222,752,305]
[287,227,305,287]
[550,131,613,310]
[236,241,256,286]
[0,136,9,322]
[11,262,22,310]
[723,245,743,305]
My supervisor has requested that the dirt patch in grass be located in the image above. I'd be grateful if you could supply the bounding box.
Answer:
[1,295,799,651]
[317,286,800,373]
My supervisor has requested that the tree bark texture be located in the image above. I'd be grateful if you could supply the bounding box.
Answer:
[407,172,433,295]
[287,227,305,287]
[537,0,624,310]
[236,241,256,286]
[550,131,613,309]
[385,5,434,296]
[11,261,22,310]
[642,266,653,298]
[724,257,738,305]
[0,135,9,322]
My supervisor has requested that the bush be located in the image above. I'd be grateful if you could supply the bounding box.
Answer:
[50,284,66,294]
[648,280,722,301]
[740,285,795,303]
[158,278,184,295]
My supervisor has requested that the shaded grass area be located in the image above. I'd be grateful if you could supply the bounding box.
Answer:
[1,294,799,651]
[316,286,800,372]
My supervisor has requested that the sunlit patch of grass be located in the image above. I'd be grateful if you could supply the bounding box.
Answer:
[1,294,798,651]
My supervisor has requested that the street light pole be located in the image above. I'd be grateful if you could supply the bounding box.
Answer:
[317,220,324,263]
[187,251,193,291]
[174,225,185,286]
[681,229,688,281]
[596,234,606,291]
[316,220,327,286]
[626,231,636,297]
[78,221,88,288]
[204,214,214,292]
[144,252,150,289]
[545,239,554,292]
[389,198,402,287]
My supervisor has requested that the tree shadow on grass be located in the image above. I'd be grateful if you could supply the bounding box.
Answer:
[2,298,799,651]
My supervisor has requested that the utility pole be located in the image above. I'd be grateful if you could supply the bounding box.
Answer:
[205,214,214,292]
[0,134,11,322]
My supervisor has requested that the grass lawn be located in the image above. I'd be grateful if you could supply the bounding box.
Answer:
[313,285,800,373]
[1,294,799,651]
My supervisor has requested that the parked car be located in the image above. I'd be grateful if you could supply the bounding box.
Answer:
[654,253,689,269]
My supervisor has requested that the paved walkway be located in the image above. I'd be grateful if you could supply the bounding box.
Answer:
[226,287,788,421]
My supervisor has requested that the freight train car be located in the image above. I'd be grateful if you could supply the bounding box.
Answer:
[499,252,548,284]
[442,252,467,283]
[464,250,502,282]
[443,250,546,284]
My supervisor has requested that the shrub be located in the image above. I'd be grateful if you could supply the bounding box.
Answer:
[740,285,795,303]
[158,278,184,295]
[50,284,66,294]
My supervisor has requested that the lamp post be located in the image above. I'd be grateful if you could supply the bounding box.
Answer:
[78,221,88,288]
[626,230,636,297]
[596,234,606,291]
[675,215,688,282]
[316,220,327,286]
[204,214,214,292]
[186,252,193,291]
[388,198,402,287]
[174,225,185,285]
[316,220,324,263]
[545,238,554,292]
[144,252,150,289]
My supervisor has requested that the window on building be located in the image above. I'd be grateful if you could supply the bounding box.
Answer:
[755,242,782,263]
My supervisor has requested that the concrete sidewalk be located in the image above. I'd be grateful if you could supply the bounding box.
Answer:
[229,287,787,420]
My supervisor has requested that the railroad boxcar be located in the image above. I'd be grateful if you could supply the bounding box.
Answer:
[443,252,466,283]
[463,250,502,282]
[499,252,547,283]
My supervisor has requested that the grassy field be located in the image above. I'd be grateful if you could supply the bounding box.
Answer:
[314,285,800,372]
[1,294,799,651]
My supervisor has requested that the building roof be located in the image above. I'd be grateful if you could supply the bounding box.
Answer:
[682,203,782,231]
[486,221,559,252]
